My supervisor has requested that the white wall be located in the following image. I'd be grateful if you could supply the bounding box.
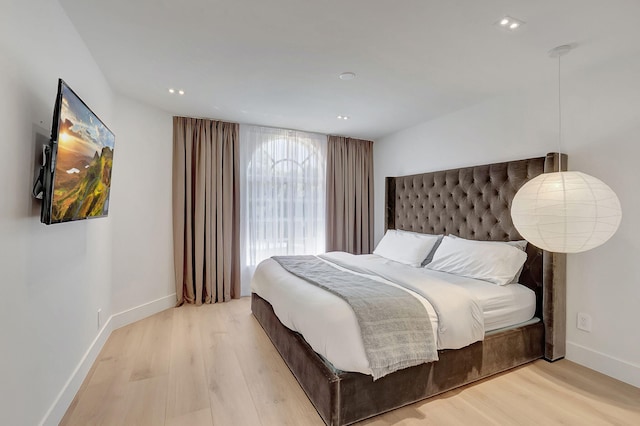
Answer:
[0,1,176,424]
[0,1,114,425]
[110,95,175,314]
[375,53,640,387]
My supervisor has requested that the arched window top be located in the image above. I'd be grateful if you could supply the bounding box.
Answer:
[249,137,324,177]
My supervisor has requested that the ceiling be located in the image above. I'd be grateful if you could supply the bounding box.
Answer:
[58,0,640,140]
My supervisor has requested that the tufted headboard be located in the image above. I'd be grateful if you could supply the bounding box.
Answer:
[384,153,567,360]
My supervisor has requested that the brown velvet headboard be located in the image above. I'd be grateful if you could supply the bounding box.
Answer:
[385,153,567,360]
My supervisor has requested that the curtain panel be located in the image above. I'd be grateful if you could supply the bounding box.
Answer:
[172,117,240,305]
[326,136,374,254]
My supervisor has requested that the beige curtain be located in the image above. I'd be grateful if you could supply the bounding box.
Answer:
[326,136,374,254]
[172,117,240,305]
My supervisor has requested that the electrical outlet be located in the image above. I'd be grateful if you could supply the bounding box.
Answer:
[577,312,592,332]
[97,308,102,330]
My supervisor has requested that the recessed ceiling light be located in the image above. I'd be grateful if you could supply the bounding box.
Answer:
[337,115,350,120]
[178,90,185,95]
[169,88,175,94]
[339,72,356,81]
[495,15,525,32]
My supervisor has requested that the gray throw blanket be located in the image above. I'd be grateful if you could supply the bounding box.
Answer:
[272,255,438,380]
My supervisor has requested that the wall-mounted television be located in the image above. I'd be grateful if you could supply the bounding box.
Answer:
[37,79,115,224]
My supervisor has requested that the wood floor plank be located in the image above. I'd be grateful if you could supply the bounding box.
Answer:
[62,297,640,426]
[478,370,577,426]
[121,375,168,425]
[129,308,173,382]
[61,317,147,425]
[164,408,213,426]
[228,300,324,426]
[165,306,211,421]
[198,305,263,426]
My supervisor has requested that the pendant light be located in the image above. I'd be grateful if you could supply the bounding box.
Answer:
[511,45,622,253]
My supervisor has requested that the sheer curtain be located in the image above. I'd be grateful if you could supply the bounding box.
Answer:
[240,125,326,295]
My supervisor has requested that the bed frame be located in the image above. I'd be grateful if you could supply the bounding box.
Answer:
[251,153,567,425]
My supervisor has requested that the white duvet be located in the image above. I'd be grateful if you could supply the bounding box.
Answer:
[251,252,535,376]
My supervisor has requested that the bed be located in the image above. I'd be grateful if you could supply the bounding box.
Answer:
[251,153,567,425]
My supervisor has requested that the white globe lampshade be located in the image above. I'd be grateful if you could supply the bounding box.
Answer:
[511,171,622,253]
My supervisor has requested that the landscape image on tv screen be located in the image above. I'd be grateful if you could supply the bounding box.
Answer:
[50,82,115,223]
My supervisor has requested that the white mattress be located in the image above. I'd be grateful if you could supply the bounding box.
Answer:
[251,253,536,375]
[419,266,536,332]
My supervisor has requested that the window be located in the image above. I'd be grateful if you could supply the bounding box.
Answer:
[240,125,326,294]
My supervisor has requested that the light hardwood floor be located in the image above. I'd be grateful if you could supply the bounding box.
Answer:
[62,298,640,425]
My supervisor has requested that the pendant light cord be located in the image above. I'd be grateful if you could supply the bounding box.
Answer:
[558,53,563,173]
[549,44,571,172]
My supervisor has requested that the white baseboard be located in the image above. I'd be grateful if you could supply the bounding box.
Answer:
[566,341,640,388]
[110,293,177,330]
[40,293,177,426]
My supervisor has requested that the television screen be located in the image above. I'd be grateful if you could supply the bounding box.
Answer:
[41,79,115,224]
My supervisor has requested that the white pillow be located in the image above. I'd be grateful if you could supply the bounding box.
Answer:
[373,230,441,267]
[448,235,527,283]
[448,234,527,251]
[426,236,527,285]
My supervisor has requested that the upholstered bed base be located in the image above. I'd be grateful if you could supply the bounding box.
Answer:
[252,293,544,426]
